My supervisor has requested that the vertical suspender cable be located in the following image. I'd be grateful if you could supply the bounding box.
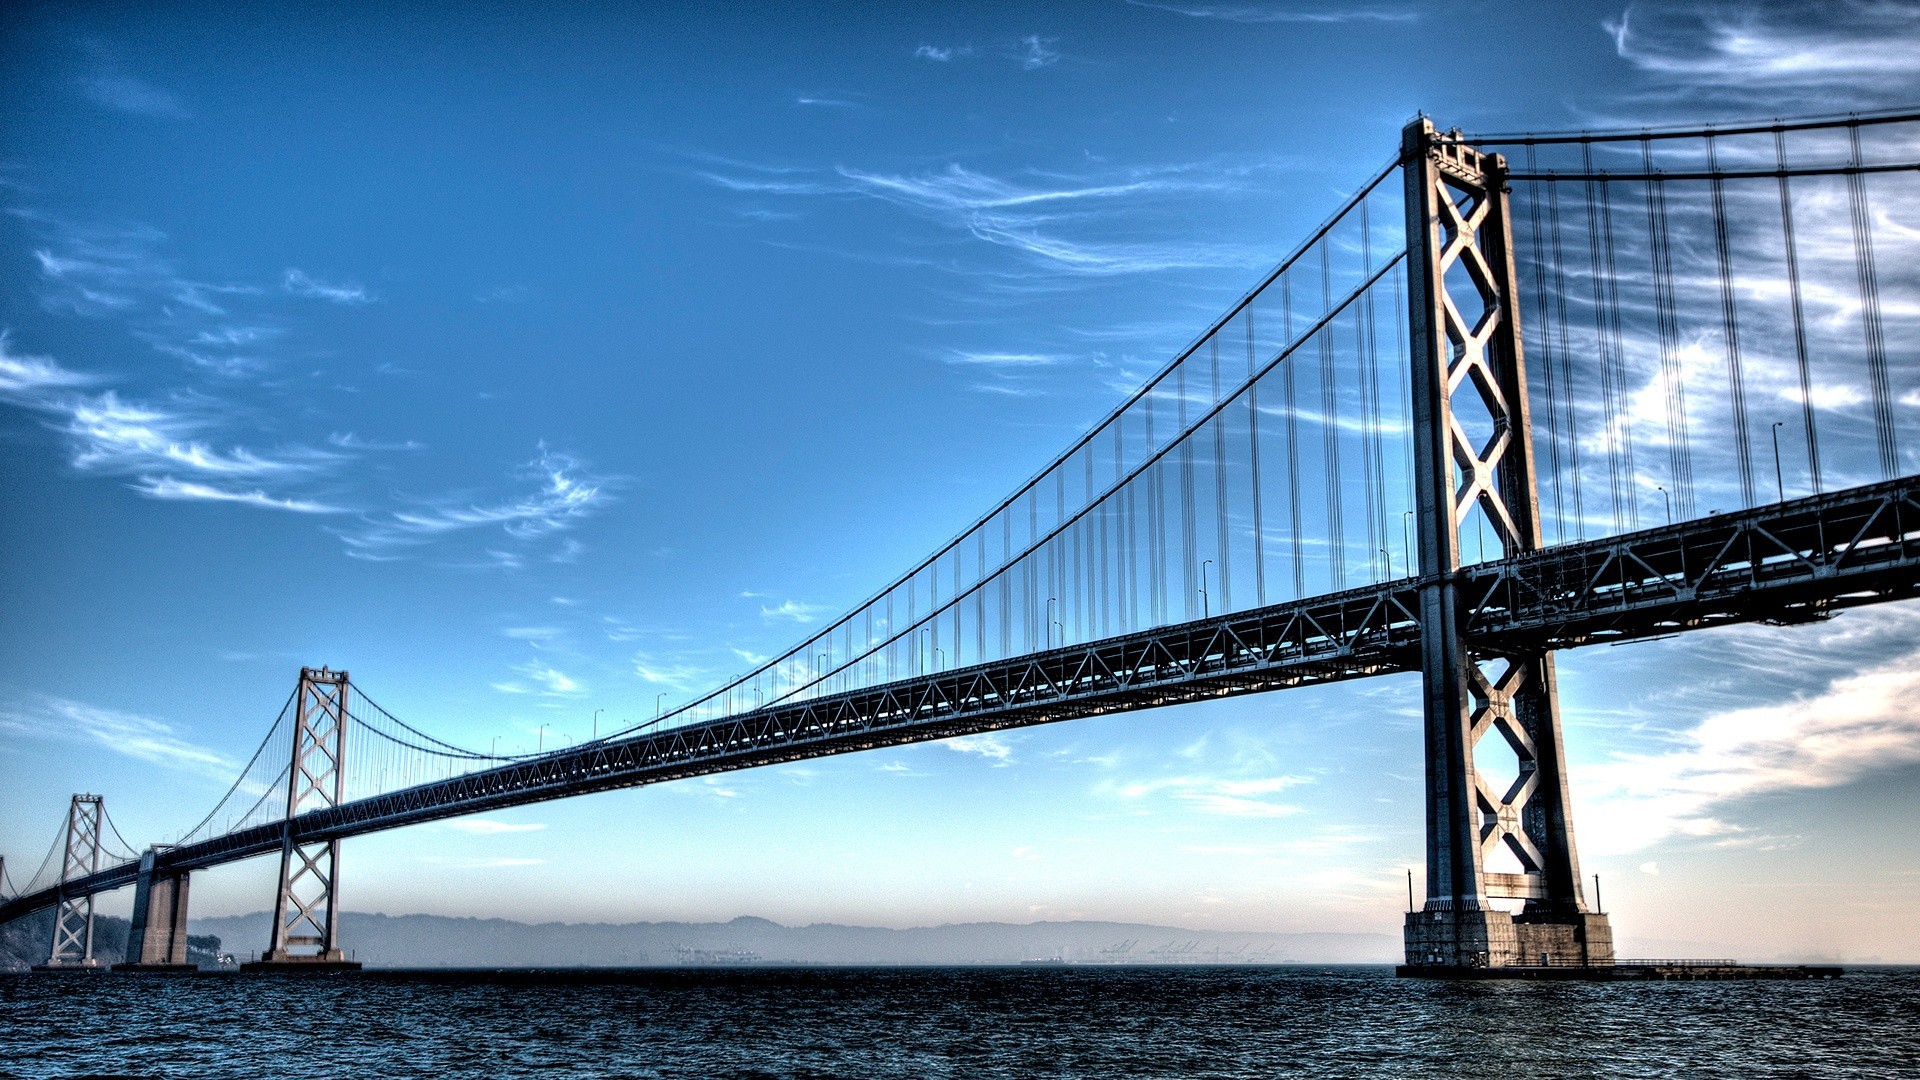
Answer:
[1546,177,1584,539]
[1248,310,1267,605]
[1597,170,1639,529]
[1776,128,1823,494]
[1211,337,1232,612]
[1525,150,1566,542]
[1706,132,1757,507]
[1180,358,1198,619]
[1642,141,1695,517]
[1846,125,1898,479]
[1582,154,1625,533]
[1284,272,1305,597]
[1320,243,1345,587]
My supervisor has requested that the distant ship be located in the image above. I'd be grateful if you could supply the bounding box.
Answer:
[1019,955,1068,966]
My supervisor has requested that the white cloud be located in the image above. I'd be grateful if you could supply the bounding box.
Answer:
[945,351,1067,367]
[0,694,234,779]
[0,334,94,393]
[634,656,707,692]
[914,44,971,61]
[944,733,1014,764]
[83,73,188,118]
[1018,35,1060,70]
[761,599,829,624]
[1606,3,1920,89]
[442,819,547,835]
[132,477,341,513]
[283,268,372,304]
[502,626,561,642]
[340,445,609,561]
[1579,646,1920,855]
[1110,774,1311,817]
[1640,861,1660,875]
[494,661,586,698]
[1125,1,1417,23]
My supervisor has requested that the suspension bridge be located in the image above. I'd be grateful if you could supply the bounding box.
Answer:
[4,112,1918,976]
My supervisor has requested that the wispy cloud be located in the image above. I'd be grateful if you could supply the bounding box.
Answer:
[914,44,972,62]
[1126,1,1417,24]
[82,73,188,118]
[761,599,829,624]
[340,445,609,562]
[944,732,1014,764]
[795,95,863,109]
[944,351,1068,367]
[0,333,94,393]
[700,157,1258,277]
[132,476,341,513]
[283,268,372,304]
[0,693,233,779]
[1109,774,1311,817]
[633,655,708,692]
[1018,35,1060,70]
[1608,2,1920,86]
[442,818,547,835]
[492,660,586,698]
[0,336,345,514]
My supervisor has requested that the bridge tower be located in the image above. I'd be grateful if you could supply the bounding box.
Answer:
[248,666,360,970]
[1400,119,1613,970]
[35,794,104,971]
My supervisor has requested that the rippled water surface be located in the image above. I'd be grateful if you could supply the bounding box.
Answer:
[3,966,1917,1078]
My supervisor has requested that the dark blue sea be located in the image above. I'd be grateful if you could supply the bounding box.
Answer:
[3,965,1917,1078]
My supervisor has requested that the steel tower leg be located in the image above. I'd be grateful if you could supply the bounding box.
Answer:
[37,795,104,971]
[1400,119,1612,970]
[249,667,360,970]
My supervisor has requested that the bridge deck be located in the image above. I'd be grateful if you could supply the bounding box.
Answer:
[5,475,1917,924]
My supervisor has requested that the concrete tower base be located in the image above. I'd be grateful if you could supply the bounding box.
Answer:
[1402,907,1614,971]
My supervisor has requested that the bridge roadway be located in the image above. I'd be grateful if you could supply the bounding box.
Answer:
[5,474,1917,924]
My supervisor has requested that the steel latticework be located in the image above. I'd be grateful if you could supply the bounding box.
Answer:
[261,667,350,964]
[45,795,104,969]
[1400,120,1606,968]
[3,109,1919,975]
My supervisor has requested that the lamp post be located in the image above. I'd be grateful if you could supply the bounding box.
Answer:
[1657,484,1671,525]
[593,708,602,741]
[1199,559,1213,620]
[1046,598,1057,648]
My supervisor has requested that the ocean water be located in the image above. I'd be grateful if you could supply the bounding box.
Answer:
[2,965,1916,1078]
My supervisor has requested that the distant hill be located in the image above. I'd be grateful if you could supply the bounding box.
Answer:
[0,910,222,970]
[190,912,1397,968]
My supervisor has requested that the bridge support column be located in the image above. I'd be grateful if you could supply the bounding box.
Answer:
[115,849,195,971]
[33,794,104,972]
[244,667,361,972]
[1400,119,1611,972]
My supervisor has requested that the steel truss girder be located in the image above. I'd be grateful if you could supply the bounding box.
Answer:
[7,476,1920,925]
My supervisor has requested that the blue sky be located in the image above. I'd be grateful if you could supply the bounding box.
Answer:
[4,1,1920,961]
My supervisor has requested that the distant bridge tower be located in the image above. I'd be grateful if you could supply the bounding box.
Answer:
[36,794,104,970]
[250,666,360,970]
[1400,119,1613,969]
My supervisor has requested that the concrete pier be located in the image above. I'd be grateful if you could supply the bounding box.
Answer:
[114,851,195,972]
